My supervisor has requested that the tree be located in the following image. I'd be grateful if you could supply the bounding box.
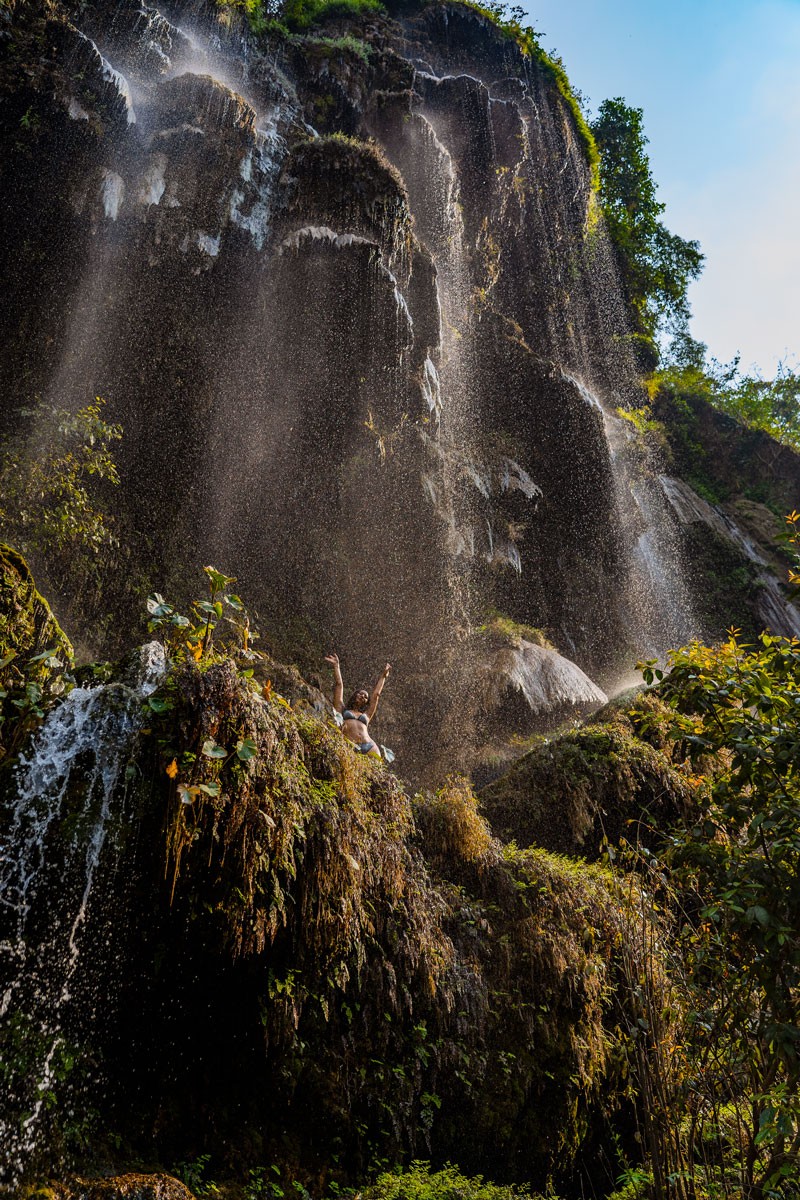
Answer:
[0,398,121,593]
[592,98,704,354]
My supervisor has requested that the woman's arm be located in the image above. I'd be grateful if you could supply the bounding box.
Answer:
[324,653,344,712]
[366,663,391,719]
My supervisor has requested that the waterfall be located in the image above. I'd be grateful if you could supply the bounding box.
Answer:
[0,643,166,1185]
[564,372,696,669]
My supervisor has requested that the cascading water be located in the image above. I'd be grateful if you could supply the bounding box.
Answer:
[1,0,708,771]
[0,643,166,1185]
[564,372,696,669]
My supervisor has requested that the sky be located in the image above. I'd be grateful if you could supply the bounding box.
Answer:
[523,0,800,376]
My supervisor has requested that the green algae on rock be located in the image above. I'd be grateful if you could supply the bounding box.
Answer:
[0,543,73,762]
[76,655,665,1190]
[480,693,696,859]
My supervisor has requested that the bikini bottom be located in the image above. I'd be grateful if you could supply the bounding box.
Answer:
[352,740,381,758]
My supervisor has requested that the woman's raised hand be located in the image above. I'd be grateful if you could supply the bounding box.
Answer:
[324,652,340,668]
[381,662,392,679]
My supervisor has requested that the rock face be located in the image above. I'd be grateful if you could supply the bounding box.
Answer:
[0,544,73,667]
[0,0,703,776]
[476,638,608,725]
[659,475,800,638]
[0,578,668,1194]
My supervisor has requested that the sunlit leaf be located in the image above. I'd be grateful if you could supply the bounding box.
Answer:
[201,738,226,760]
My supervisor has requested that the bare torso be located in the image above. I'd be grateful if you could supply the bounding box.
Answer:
[342,709,372,746]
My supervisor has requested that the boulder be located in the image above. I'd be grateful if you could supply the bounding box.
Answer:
[476,636,607,727]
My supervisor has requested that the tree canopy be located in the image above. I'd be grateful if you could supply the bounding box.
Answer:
[592,98,704,354]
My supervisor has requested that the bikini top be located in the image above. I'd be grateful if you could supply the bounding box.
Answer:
[343,709,369,724]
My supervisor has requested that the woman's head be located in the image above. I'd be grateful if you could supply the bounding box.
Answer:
[347,688,370,712]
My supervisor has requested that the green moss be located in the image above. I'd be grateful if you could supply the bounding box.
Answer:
[298,32,374,61]
[127,657,665,1184]
[480,695,696,858]
[0,543,73,762]
[0,543,71,665]
[530,47,599,192]
[281,0,385,31]
[474,609,554,650]
[453,1,599,192]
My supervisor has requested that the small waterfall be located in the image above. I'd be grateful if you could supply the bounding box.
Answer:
[75,31,137,124]
[0,643,166,1185]
[565,373,696,668]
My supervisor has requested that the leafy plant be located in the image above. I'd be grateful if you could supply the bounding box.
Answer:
[363,1162,543,1200]
[146,565,256,663]
[0,644,73,760]
[0,398,121,594]
[591,99,703,354]
[174,1153,220,1196]
[631,627,800,1197]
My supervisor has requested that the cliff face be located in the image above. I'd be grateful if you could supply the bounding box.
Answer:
[0,0,705,775]
[0,608,658,1194]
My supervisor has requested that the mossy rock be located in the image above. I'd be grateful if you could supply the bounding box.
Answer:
[480,695,695,858]
[97,660,666,1190]
[0,543,73,759]
[0,543,72,666]
[282,133,411,259]
[41,1175,195,1200]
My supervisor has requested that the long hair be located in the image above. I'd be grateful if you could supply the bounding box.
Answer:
[346,687,370,711]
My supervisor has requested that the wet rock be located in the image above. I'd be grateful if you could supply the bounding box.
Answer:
[477,637,608,728]
[52,21,137,132]
[78,0,194,78]
[660,475,800,638]
[0,544,72,667]
[282,134,411,272]
[152,72,256,139]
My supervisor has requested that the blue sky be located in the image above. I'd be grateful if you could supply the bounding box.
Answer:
[524,0,800,375]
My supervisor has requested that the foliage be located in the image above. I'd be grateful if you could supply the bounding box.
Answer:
[363,1163,544,1200]
[0,544,73,762]
[787,510,800,587]
[174,1154,221,1196]
[298,32,373,61]
[591,99,703,350]
[146,565,256,664]
[655,352,800,452]
[219,0,384,34]
[0,400,120,582]
[633,630,800,1196]
[283,0,384,30]
[479,691,697,859]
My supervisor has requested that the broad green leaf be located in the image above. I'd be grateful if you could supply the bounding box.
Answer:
[236,737,258,762]
[201,738,227,760]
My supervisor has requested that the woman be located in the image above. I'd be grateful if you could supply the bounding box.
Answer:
[324,652,391,758]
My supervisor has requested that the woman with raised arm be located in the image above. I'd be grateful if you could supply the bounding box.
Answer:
[324,652,391,759]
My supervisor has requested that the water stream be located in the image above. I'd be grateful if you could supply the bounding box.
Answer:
[0,644,165,1184]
